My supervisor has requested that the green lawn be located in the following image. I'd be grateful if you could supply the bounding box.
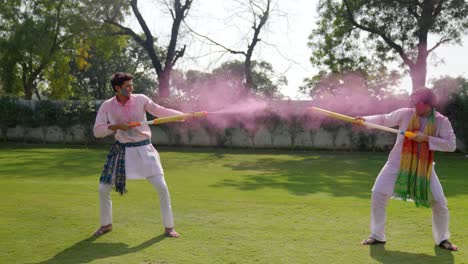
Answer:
[1,143,467,264]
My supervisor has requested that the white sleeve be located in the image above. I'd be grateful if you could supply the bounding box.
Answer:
[93,104,114,138]
[362,108,409,128]
[429,116,457,152]
[143,95,183,117]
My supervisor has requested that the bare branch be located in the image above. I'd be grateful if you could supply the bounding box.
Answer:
[427,37,451,54]
[246,0,270,56]
[162,0,176,19]
[181,0,193,16]
[130,0,155,45]
[249,0,265,15]
[165,0,193,69]
[183,21,246,55]
[104,20,145,45]
[172,45,186,65]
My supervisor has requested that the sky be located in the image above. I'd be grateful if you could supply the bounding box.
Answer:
[127,0,468,99]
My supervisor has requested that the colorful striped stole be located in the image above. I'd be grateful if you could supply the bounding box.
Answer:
[394,110,436,208]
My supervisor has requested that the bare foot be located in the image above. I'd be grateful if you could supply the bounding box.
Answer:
[164,227,180,238]
[93,224,113,236]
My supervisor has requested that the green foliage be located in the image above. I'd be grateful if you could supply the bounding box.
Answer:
[0,0,91,99]
[55,101,80,143]
[199,120,228,148]
[308,0,468,90]
[442,78,468,149]
[45,54,77,100]
[321,119,343,151]
[16,102,37,142]
[300,68,401,99]
[0,97,19,127]
[172,60,287,100]
[70,38,157,99]
[35,100,60,127]
[351,129,377,151]
[285,114,306,149]
[158,123,184,146]
[76,100,97,145]
[35,100,60,143]
[16,102,37,127]
[0,97,20,141]
[259,109,283,146]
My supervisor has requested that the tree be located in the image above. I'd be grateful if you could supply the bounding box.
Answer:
[0,97,20,141]
[34,100,60,143]
[431,75,466,107]
[0,0,89,99]
[172,60,286,100]
[259,109,283,146]
[90,0,193,98]
[70,38,157,100]
[309,0,468,91]
[188,0,274,92]
[285,113,305,150]
[441,77,468,150]
[56,101,78,144]
[300,67,401,100]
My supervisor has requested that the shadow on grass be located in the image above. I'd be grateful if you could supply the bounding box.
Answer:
[212,154,382,198]
[211,152,468,199]
[34,234,166,264]
[0,148,104,178]
[369,244,454,264]
[1,145,466,198]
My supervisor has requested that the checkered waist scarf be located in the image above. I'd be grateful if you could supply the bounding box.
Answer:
[394,110,436,208]
[100,139,151,195]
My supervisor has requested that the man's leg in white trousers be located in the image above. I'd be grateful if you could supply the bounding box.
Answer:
[94,183,114,236]
[99,183,113,226]
[430,171,451,245]
[370,191,392,242]
[146,175,175,229]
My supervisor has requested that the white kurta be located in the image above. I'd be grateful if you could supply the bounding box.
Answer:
[363,108,457,195]
[93,94,183,179]
[364,108,456,244]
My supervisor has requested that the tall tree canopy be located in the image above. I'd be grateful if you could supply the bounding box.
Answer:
[308,0,468,91]
[172,59,286,100]
[0,0,90,99]
[86,0,193,98]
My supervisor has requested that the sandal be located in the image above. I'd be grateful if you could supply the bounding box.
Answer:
[439,240,458,251]
[93,224,113,236]
[361,237,385,245]
[164,228,180,238]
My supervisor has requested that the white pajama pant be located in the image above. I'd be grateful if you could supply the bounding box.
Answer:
[99,174,175,228]
[370,167,450,245]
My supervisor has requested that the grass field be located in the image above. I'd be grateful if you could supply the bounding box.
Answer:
[1,143,467,264]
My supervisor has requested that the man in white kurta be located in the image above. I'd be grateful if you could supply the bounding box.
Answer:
[359,88,458,251]
[93,72,183,237]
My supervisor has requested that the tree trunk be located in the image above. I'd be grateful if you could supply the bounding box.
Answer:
[158,70,171,98]
[410,41,428,91]
[409,63,427,91]
[24,79,34,100]
[244,58,253,92]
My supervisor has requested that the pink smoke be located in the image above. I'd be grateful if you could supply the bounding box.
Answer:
[155,69,416,141]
